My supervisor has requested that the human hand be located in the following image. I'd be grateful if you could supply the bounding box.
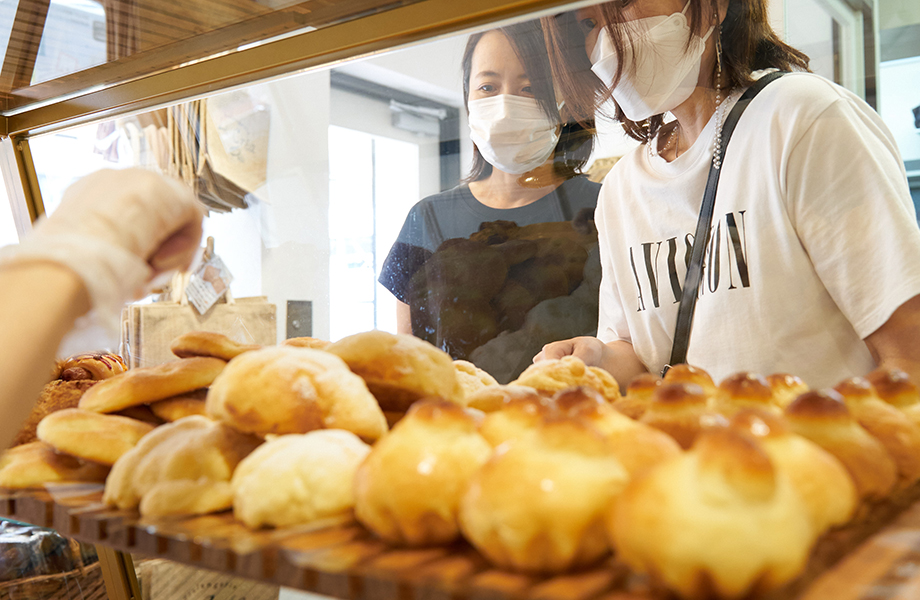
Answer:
[534,336,609,366]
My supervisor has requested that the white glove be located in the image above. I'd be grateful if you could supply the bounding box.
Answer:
[0,169,204,330]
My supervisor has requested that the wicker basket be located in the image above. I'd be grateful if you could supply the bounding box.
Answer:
[0,561,106,600]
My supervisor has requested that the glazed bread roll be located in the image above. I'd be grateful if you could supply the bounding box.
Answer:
[37,409,155,466]
[867,368,920,429]
[282,336,332,350]
[767,373,809,409]
[103,415,262,517]
[170,331,260,361]
[0,441,109,489]
[148,390,208,422]
[12,379,97,446]
[460,416,629,573]
[453,360,499,403]
[555,387,681,477]
[609,429,815,600]
[56,352,127,381]
[640,383,727,450]
[326,331,463,410]
[713,372,782,416]
[79,357,226,413]
[206,346,387,441]
[784,390,897,501]
[730,409,856,533]
[465,384,543,413]
[662,364,717,397]
[612,373,661,420]
[835,377,920,484]
[354,400,492,546]
[232,430,370,528]
[479,393,555,447]
[511,356,620,402]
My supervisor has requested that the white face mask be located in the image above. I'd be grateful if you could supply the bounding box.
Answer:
[589,1,714,122]
[467,95,561,175]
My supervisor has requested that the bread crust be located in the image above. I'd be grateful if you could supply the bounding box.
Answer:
[149,390,208,422]
[37,408,155,466]
[510,356,620,401]
[0,441,109,488]
[79,357,226,413]
[170,331,261,361]
[12,380,97,446]
[640,383,727,449]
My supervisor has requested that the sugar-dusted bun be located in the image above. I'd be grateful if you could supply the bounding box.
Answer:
[12,380,97,446]
[0,441,109,489]
[609,429,815,600]
[206,346,387,441]
[355,400,492,546]
[170,331,260,361]
[465,385,543,413]
[767,373,809,409]
[640,383,728,449]
[37,409,155,466]
[730,409,856,533]
[785,390,897,500]
[282,336,332,350]
[612,373,661,420]
[454,360,499,403]
[835,377,920,484]
[79,357,226,413]
[662,364,717,397]
[460,416,629,572]
[511,356,620,401]
[326,331,463,410]
[555,387,681,477]
[56,353,128,381]
[232,430,370,528]
[714,372,782,416]
[479,394,556,447]
[104,415,262,517]
[148,389,208,422]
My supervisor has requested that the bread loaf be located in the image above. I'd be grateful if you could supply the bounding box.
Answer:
[0,441,109,488]
[37,409,155,466]
[170,331,260,361]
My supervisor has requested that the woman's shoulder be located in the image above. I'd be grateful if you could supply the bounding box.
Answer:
[751,71,873,121]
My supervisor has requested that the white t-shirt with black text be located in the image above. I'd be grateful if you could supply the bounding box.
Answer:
[596,71,920,388]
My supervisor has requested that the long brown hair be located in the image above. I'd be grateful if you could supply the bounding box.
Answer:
[462,21,595,182]
[543,0,810,144]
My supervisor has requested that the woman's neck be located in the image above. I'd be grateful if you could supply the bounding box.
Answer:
[659,38,722,161]
[468,163,565,209]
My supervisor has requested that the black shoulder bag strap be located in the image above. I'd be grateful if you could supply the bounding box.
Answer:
[663,71,786,377]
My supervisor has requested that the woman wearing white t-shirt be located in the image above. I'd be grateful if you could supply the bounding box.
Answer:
[537,0,920,389]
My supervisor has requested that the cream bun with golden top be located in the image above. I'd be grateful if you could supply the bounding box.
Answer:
[511,356,620,402]
[479,393,555,447]
[767,373,809,409]
[465,384,543,413]
[612,372,661,420]
[662,364,717,397]
[714,372,782,416]
[640,382,727,450]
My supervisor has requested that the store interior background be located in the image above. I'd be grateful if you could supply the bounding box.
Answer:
[1,0,919,349]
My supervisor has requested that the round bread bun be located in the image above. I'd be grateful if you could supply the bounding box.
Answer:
[460,416,629,573]
[325,331,463,410]
[510,356,620,402]
[56,353,127,381]
[454,360,499,403]
[609,429,815,600]
[479,393,556,447]
[232,430,371,528]
[79,357,226,413]
[555,387,681,477]
[730,409,856,533]
[206,346,387,441]
[612,373,661,420]
[714,372,782,416]
[354,400,492,546]
[785,390,897,501]
[170,331,261,361]
[867,368,920,430]
[148,390,208,422]
[103,415,262,516]
[662,364,717,397]
[0,441,109,489]
[37,408,155,466]
[835,377,920,484]
[282,336,332,350]
[465,385,543,413]
[767,373,809,409]
[640,383,728,449]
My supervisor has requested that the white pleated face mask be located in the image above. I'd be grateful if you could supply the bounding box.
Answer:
[589,1,713,122]
[467,95,561,175]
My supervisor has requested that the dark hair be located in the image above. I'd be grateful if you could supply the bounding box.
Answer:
[544,0,810,144]
[461,21,595,182]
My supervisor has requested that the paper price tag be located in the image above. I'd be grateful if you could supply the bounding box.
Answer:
[187,255,234,315]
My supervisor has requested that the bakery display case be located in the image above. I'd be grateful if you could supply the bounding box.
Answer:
[4,0,920,599]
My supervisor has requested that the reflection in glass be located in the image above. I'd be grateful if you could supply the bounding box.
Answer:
[31,0,106,85]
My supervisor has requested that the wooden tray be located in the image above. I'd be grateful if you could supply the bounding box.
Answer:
[4,484,920,600]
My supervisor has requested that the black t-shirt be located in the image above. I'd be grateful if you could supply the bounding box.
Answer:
[380,176,601,302]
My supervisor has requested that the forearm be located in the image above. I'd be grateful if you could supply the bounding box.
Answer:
[396,300,412,335]
[600,340,650,393]
[0,262,91,448]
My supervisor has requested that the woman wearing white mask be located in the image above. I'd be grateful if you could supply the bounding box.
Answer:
[379,21,602,381]
[537,0,920,389]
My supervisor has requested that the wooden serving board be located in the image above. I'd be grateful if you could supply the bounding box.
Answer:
[5,485,920,600]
